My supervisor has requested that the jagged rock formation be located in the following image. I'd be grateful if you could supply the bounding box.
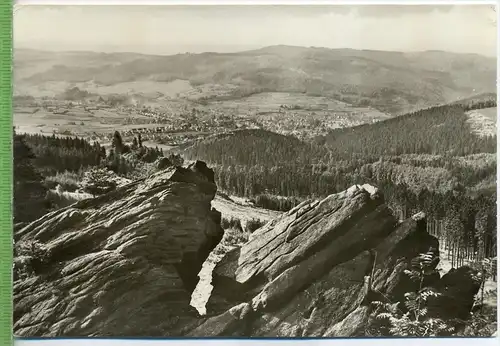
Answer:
[192,184,483,337]
[14,178,484,337]
[13,161,223,337]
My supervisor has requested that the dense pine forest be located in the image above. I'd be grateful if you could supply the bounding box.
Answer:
[13,131,166,224]
[20,132,164,177]
[321,103,496,159]
[13,99,498,274]
[20,134,107,175]
[184,101,498,268]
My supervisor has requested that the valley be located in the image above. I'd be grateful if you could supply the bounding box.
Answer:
[13,84,392,145]
[12,45,498,339]
[13,45,496,147]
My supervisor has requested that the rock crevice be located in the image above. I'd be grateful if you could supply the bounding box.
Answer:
[196,185,483,337]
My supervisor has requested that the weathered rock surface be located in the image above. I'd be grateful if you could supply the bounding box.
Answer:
[13,161,223,337]
[14,178,484,337]
[192,185,482,337]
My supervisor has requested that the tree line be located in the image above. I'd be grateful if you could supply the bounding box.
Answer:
[14,130,170,223]
[21,131,166,178]
[320,103,496,160]
[184,102,497,266]
[22,133,106,175]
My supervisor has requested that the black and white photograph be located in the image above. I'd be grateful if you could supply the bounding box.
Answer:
[12,3,498,338]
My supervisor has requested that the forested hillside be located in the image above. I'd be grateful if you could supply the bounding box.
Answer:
[14,131,170,222]
[21,132,166,177]
[320,101,496,160]
[187,129,329,167]
[184,101,497,265]
[22,134,107,176]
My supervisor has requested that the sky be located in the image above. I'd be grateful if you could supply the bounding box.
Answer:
[13,3,498,57]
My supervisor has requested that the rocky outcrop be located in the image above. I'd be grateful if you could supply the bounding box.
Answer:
[192,185,482,337]
[14,178,484,337]
[426,266,483,320]
[13,161,223,337]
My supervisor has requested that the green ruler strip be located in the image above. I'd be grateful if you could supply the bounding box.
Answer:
[0,1,12,345]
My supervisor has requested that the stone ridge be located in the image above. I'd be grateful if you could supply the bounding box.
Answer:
[195,185,482,337]
[13,161,223,337]
[13,178,482,337]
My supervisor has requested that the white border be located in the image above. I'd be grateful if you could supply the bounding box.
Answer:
[12,0,500,345]
[11,0,500,5]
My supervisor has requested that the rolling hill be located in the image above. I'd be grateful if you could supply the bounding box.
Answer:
[184,101,496,199]
[14,46,496,115]
[186,101,496,166]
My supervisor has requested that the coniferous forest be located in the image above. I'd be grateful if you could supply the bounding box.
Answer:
[13,101,498,274]
[13,130,165,223]
[184,102,497,269]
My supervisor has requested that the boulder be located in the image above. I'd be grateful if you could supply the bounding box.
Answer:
[13,161,223,337]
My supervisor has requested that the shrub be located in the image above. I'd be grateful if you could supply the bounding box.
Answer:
[220,216,248,247]
[460,308,497,336]
[370,253,456,337]
[157,157,172,170]
[221,217,243,232]
[468,257,497,307]
[80,168,122,196]
[223,228,249,247]
[14,240,51,281]
[246,218,266,233]
[167,153,184,167]
[45,171,82,192]
[135,146,163,163]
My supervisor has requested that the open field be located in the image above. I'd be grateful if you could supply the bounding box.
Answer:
[466,107,497,137]
[212,193,282,227]
[14,109,159,136]
[15,79,197,100]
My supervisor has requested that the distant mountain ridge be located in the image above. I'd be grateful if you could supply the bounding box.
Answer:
[14,45,496,115]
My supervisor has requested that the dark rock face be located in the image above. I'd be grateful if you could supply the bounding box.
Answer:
[192,185,483,337]
[427,266,483,321]
[13,162,223,337]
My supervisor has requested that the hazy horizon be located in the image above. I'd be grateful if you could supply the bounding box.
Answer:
[13,43,498,59]
[14,4,498,57]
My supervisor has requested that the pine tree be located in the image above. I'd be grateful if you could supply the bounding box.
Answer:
[112,131,124,154]
[13,133,49,223]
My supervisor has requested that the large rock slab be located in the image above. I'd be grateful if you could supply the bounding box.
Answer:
[194,185,481,337]
[14,178,483,337]
[13,161,223,337]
